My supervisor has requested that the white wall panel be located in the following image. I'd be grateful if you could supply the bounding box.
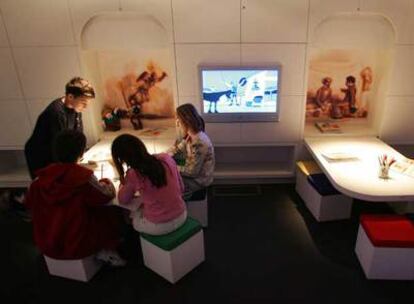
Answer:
[309,0,359,40]
[361,0,413,45]
[240,95,304,142]
[68,0,119,44]
[25,99,51,128]
[205,122,241,144]
[0,13,9,46]
[13,47,81,99]
[241,0,309,43]
[380,97,414,143]
[0,0,75,46]
[387,46,414,96]
[173,0,240,43]
[175,44,241,97]
[177,95,202,110]
[121,0,174,41]
[0,100,31,147]
[0,48,23,99]
[241,44,306,95]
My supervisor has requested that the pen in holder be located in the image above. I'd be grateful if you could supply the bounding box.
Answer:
[378,154,395,179]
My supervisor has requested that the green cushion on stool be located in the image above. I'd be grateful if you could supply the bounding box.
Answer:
[140,217,202,251]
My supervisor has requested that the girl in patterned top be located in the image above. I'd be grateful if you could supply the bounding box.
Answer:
[168,103,215,199]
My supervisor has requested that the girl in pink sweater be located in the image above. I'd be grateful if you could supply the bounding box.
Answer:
[112,134,187,235]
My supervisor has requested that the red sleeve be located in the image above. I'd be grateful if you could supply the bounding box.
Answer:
[85,175,115,206]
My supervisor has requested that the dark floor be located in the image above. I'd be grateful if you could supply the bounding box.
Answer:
[1,184,413,304]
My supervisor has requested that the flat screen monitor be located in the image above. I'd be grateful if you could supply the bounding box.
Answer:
[199,65,280,122]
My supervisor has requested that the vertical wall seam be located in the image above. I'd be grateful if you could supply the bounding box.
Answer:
[171,0,181,106]
[0,5,33,129]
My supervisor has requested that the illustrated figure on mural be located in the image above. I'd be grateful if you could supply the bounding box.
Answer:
[358,66,372,118]
[314,77,333,114]
[340,75,357,116]
[305,49,375,122]
[118,62,168,129]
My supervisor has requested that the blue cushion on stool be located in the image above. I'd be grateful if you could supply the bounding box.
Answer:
[307,173,340,196]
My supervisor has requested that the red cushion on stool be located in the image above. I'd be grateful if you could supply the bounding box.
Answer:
[360,215,414,248]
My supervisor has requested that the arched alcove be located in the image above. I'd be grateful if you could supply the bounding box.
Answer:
[81,13,169,50]
[80,12,175,142]
[305,13,395,136]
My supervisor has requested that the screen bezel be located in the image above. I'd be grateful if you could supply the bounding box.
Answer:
[198,65,281,123]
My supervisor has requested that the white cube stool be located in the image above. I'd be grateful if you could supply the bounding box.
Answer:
[355,215,414,280]
[187,190,208,227]
[140,217,205,283]
[296,161,352,222]
[44,255,102,282]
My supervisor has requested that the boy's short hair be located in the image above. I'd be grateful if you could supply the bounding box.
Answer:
[53,130,86,163]
[65,77,95,98]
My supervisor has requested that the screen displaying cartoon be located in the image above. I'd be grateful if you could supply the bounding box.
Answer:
[201,69,279,114]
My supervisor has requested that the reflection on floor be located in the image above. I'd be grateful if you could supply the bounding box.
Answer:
[1,184,413,303]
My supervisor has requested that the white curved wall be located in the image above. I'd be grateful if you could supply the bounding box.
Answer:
[306,12,395,137]
[81,12,168,50]
[0,0,414,149]
[311,13,395,49]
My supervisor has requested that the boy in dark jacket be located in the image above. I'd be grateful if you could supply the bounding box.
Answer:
[25,77,95,179]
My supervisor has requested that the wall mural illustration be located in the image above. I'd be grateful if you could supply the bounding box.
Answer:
[306,49,377,122]
[97,50,174,130]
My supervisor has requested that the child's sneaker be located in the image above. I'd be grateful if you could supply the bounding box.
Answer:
[95,250,127,267]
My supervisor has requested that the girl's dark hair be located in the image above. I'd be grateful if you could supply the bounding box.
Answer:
[176,103,205,133]
[53,130,86,163]
[111,134,167,188]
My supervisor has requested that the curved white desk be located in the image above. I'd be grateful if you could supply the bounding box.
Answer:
[81,127,176,182]
[304,136,414,202]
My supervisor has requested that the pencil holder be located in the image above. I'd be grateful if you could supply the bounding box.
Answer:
[378,164,390,179]
[378,154,395,179]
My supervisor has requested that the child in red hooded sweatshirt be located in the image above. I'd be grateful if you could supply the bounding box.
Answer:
[24,130,125,266]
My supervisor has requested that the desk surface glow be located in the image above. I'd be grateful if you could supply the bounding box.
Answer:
[304,136,414,202]
[82,127,176,182]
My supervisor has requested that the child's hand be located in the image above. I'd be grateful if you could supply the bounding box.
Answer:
[99,178,112,185]
[99,178,116,196]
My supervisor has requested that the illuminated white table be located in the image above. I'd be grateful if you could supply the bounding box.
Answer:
[304,136,414,202]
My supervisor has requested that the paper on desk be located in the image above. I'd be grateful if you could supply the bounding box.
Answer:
[390,158,414,178]
[322,152,359,161]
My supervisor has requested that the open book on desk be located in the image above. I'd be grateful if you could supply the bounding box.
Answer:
[390,158,414,178]
[315,121,342,133]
